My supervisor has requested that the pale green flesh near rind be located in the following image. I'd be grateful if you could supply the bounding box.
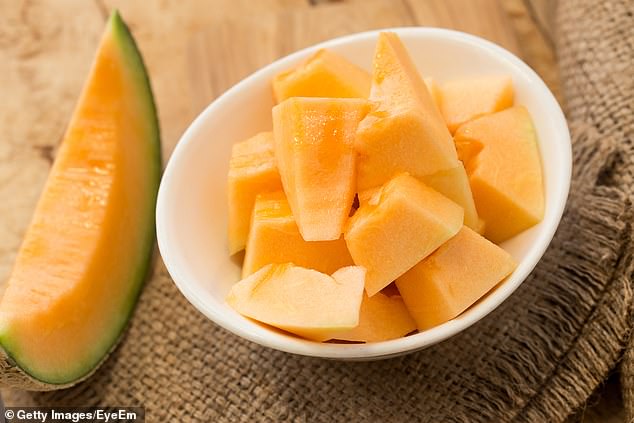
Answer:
[0,11,161,387]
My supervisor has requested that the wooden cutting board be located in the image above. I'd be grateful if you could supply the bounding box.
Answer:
[186,0,523,113]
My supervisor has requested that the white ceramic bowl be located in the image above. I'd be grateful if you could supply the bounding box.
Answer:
[156,28,571,360]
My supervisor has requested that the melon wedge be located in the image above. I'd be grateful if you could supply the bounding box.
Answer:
[454,106,544,243]
[396,227,516,330]
[324,292,417,342]
[439,75,514,133]
[227,263,366,341]
[344,173,463,296]
[0,11,160,389]
[227,132,282,254]
[273,49,371,103]
[242,191,353,277]
[355,32,460,191]
[272,97,371,241]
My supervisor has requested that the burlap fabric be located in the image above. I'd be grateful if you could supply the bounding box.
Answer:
[6,0,634,421]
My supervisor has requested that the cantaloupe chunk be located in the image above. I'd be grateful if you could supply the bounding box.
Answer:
[421,166,481,232]
[227,132,282,254]
[396,227,516,330]
[272,49,371,103]
[344,173,463,296]
[454,106,544,243]
[0,11,159,388]
[358,166,481,232]
[355,32,460,191]
[242,191,353,277]
[439,75,514,134]
[272,97,371,241]
[227,263,366,341]
[324,293,417,342]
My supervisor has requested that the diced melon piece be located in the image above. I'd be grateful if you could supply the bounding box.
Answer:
[273,97,371,241]
[421,165,480,232]
[439,75,514,133]
[324,293,417,342]
[355,32,460,191]
[242,191,353,277]
[396,227,516,330]
[227,263,366,341]
[454,106,544,243]
[227,132,282,254]
[344,173,463,296]
[272,49,371,103]
[358,166,480,232]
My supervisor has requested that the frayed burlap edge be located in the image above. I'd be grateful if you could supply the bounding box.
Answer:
[556,0,634,420]
[514,126,634,422]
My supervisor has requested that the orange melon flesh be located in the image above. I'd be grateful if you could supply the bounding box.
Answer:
[396,227,516,330]
[358,166,481,232]
[227,132,282,254]
[355,32,460,191]
[227,263,366,342]
[324,293,417,342]
[454,106,544,243]
[0,12,159,386]
[272,49,371,103]
[420,165,481,232]
[272,97,371,241]
[439,75,514,134]
[242,191,353,277]
[344,173,463,297]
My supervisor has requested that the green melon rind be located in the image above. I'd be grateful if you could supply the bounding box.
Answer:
[0,10,161,390]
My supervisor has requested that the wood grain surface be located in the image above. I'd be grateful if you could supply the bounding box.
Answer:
[0,0,619,421]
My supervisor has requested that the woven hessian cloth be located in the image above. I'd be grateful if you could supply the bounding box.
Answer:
[5,0,634,421]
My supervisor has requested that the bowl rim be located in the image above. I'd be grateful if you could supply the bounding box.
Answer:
[156,26,572,359]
